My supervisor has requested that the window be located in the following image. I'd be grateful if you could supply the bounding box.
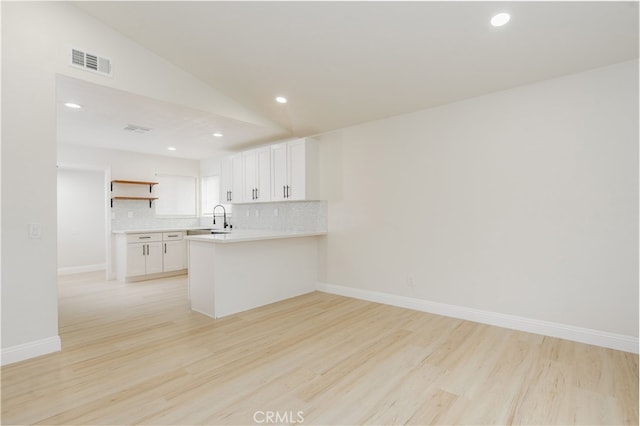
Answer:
[201,175,219,216]
[155,174,197,216]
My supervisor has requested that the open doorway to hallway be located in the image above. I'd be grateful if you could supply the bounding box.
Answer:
[57,167,108,276]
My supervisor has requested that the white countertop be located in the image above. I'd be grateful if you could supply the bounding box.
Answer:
[112,226,222,234]
[185,229,327,244]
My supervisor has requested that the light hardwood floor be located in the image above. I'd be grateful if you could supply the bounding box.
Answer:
[1,272,637,425]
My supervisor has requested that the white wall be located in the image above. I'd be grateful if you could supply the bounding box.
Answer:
[200,155,225,177]
[58,144,200,183]
[1,2,279,361]
[3,2,60,357]
[318,60,639,339]
[58,144,201,231]
[57,168,106,274]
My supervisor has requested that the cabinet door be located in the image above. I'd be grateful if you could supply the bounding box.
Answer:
[230,154,243,203]
[220,154,243,203]
[271,142,288,201]
[242,150,257,202]
[126,243,147,277]
[163,240,186,272]
[288,139,307,200]
[145,242,164,275]
[220,156,233,203]
[255,147,271,202]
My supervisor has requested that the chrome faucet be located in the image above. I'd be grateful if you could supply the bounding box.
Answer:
[212,204,229,228]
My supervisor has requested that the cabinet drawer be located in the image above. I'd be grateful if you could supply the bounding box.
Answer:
[126,233,162,243]
[163,232,184,240]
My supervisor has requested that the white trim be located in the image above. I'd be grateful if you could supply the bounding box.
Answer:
[316,283,639,354]
[57,264,106,275]
[124,270,187,283]
[1,336,61,365]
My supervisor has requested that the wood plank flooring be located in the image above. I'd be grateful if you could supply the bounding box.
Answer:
[1,272,637,425]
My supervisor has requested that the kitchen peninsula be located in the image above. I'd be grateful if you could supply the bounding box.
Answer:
[186,230,326,318]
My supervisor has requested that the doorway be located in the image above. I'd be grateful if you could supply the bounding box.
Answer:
[57,167,109,276]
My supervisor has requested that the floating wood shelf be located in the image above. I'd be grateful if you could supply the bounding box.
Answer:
[111,180,158,192]
[111,197,158,208]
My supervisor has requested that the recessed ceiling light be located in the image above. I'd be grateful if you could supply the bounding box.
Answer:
[491,13,510,27]
[275,96,287,104]
[213,132,224,137]
[64,102,82,109]
[167,147,177,151]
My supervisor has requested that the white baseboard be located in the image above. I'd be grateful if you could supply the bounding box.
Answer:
[316,282,639,354]
[1,336,61,366]
[57,264,105,275]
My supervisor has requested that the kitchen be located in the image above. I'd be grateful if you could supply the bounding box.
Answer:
[57,72,329,317]
[2,2,638,424]
[106,137,327,318]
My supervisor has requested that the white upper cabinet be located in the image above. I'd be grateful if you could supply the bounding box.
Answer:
[220,153,243,203]
[242,146,271,203]
[220,137,319,204]
[271,138,319,201]
[271,142,288,201]
[220,155,233,202]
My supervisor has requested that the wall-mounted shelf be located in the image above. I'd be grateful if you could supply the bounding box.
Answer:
[111,180,158,193]
[110,180,159,208]
[111,196,158,208]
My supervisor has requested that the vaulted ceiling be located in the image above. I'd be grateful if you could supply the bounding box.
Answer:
[63,1,638,159]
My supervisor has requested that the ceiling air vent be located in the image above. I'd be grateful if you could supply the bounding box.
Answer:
[70,48,112,76]
[123,124,152,134]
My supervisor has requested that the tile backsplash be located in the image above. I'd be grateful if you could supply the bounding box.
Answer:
[112,200,327,233]
[231,201,327,232]
[111,200,200,231]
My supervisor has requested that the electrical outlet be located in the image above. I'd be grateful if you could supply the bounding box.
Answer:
[127,211,134,218]
[28,223,42,239]
[255,210,260,217]
[407,275,415,288]
[274,208,279,217]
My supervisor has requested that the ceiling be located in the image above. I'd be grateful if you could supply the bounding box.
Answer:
[65,1,638,160]
[57,75,290,159]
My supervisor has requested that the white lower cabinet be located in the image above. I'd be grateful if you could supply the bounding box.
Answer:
[127,241,163,276]
[162,232,187,272]
[115,231,186,282]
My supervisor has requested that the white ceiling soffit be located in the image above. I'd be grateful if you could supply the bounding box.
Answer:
[74,1,638,137]
[56,75,290,160]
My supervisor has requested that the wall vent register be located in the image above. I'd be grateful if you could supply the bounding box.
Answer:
[70,48,112,76]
